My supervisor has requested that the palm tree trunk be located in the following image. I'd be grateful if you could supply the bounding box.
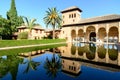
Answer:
[53,25,55,39]
[28,28,32,39]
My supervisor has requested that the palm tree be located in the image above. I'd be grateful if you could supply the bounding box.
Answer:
[44,8,61,39]
[23,17,36,39]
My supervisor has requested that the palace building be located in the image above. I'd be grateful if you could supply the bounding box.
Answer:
[60,6,120,43]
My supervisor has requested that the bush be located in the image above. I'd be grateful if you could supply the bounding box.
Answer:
[18,32,28,39]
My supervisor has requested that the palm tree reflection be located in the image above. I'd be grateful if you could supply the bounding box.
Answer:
[23,53,40,74]
[44,54,61,79]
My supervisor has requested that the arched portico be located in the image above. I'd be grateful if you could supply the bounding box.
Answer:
[78,29,84,41]
[86,26,96,42]
[71,30,76,41]
[98,28,107,42]
[89,32,96,42]
[108,27,118,43]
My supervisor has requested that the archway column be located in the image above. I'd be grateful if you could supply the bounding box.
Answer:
[76,27,78,42]
[106,44,109,63]
[106,24,109,44]
[118,51,120,66]
[95,25,98,42]
[118,22,120,42]
[95,45,98,62]
[83,26,86,42]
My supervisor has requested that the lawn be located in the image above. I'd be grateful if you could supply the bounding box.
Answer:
[0,43,66,56]
[0,39,66,48]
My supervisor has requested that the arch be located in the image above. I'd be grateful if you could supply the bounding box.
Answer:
[89,32,96,42]
[78,29,84,41]
[86,26,96,42]
[108,27,118,43]
[71,29,76,41]
[98,28,106,42]
[78,29,84,37]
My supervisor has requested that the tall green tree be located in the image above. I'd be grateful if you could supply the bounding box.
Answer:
[0,16,12,39]
[44,8,61,39]
[7,0,24,33]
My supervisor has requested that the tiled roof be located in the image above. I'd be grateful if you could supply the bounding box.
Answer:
[79,14,120,24]
[45,29,61,32]
[17,25,44,30]
[61,6,82,13]
[32,26,44,30]
[63,14,120,27]
[17,26,27,29]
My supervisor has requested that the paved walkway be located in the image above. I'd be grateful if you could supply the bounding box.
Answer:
[0,42,66,50]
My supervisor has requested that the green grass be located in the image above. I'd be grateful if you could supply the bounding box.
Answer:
[0,39,66,48]
[0,43,66,56]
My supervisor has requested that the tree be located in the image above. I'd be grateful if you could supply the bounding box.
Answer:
[44,8,61,39]
[0,16,12,39]
[23,17,36,39]
[7,0,24,33]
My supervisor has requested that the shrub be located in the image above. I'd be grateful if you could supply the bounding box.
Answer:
[18,32,28,39]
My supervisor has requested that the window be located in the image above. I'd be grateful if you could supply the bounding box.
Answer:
[40,30,42,34]
[69,14,71,18]
[69,66,71,70]
[74,13,76,18]
[72,14,73,18]
[74,67,76,71]
[36,30,38,33]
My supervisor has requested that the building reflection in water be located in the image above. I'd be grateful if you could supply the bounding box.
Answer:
[61,58,81,77]
[58,42,120,72]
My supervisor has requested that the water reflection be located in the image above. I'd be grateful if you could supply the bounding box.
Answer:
[44,54,61,79]
[0,43,120,80]
[61,58,81,77]
[59,43,120,66]
[23,53,40,74]
[0,55,23,80]
[97,45,106,59]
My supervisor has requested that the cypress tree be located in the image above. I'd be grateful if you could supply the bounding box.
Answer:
[7,0,23,33]
[7,0,17,19]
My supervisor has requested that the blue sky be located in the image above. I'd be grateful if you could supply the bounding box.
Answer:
[0,0,120,28]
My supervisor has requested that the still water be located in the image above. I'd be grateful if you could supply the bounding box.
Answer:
[0,43,120,80]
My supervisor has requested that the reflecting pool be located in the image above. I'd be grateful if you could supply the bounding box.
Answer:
[0,43,120,80]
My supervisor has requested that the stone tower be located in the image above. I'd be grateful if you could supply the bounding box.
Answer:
[61,6,82,26]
